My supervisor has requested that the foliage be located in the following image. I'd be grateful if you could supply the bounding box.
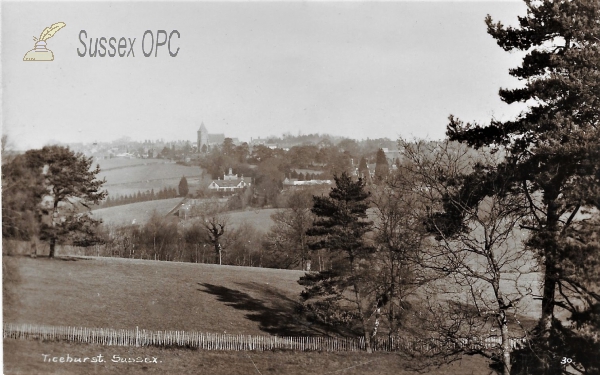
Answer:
[2,153,46,240]
[140,212,179,261]
[4,146,107,257]
[369,173,428,340]
[374,148,389,182]
[357,157,370,183]
[446,1,600,373]
[398,139,532,374]
[178,176,189,197]
[300,172,378,350]
[100,187,179,208]
[266,190,315,269]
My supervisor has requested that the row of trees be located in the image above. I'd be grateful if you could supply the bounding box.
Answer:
[97,209,286,268]
[99,187,180,208]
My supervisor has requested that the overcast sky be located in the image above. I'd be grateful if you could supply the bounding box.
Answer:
[2,1,528,150]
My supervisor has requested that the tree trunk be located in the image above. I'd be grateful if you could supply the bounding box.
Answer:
[539,261,556,335]
[49,237,56,258]
[539,201,559,337]
[214,242,220,264]
[500,310,511,375]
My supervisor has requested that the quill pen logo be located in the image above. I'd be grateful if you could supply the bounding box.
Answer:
[23,22,66,61]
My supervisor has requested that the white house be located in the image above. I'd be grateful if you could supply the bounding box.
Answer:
[208,168,250,192]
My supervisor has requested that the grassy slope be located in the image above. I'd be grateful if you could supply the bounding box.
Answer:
[4,256,307,335]
[94,158,208,197]
[212,208,278,232]
[94,204,279,231]
[3,256,496,374]
[92,198,184,226]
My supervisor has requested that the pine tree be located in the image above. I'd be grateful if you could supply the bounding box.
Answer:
[446,1,600,373]
[23,146,107,257]
[300,172,376,351]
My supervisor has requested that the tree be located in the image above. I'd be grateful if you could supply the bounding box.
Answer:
[141,211,178,261]
[266,190,314,270]
[299,172,377,351]
[222,137,235,156]
[369,173,429,343]
[446,1,600,373]
[178,176,189,197]
[399,139,532,375]
[337,138,361,159]
[23,146,108,257]
[204,216,227,265]
[374,148,389,182]
[2,153,46,240]
[358,156,371,183]
[196,200,228,265]
[234,142,250,163]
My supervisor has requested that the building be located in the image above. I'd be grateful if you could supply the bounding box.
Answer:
[197,122,225,152]
[282,177,333,188]
[196,122,242,152]
[207,168,250,193]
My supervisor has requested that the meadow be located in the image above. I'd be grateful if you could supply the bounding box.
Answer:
[3,255,496,375]
[94,158,209,197]
[92,198,185,226]
[93,201,279,231]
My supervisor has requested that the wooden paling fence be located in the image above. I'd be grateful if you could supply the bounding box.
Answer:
[3,323,526,353]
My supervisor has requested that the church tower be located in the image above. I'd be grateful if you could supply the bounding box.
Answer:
[197,122,208,152]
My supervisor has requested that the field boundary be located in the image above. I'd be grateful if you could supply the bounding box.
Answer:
[3,323,526,353]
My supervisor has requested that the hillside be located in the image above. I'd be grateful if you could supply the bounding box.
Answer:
[93,202,279,231]
[2,256,497,375]
[4,256,308,335]
[194,208,279,232]
[92,198,184,226]
[94,158,210,197]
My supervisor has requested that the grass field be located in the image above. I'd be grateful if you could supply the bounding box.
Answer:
[94,158,166,170]
[94,158,209,197]
[94,202,279,231]
[4,256,307,335]
[92,198,184,226]
[3,255,496,374]
[215,208,279,232]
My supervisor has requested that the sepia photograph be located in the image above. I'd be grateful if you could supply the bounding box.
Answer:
[1,0,599,374]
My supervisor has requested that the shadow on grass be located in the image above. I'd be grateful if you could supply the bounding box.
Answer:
[198,282,345,337]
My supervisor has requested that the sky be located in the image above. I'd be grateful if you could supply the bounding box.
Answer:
[2,1,528,150]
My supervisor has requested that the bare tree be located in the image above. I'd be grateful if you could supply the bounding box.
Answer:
[369,177,429,340]
[266,190,314,270]
[203,215,227,265]
[398,139,533,374]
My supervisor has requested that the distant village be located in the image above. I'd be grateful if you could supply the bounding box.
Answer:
[66,121,403,198]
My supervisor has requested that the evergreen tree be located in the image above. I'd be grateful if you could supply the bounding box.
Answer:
[179,176,189,197]
[300,172,376,351]
[374,148,389,182]
[24,146,107,257]
[446,1,600,373]
[358,156,371,182]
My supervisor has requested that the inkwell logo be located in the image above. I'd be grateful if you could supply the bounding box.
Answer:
[23,22,66,61]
